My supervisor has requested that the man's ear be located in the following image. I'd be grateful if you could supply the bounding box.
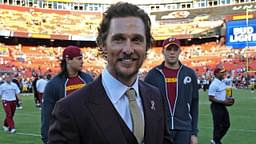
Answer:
[99,44,108,59]
[65,57,71,64]
[102,46,107,55]
[144,50,148,60]
[161,48,165,55]
[178,48,182,55]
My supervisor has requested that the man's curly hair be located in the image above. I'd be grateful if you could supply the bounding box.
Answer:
[96,2,153,57]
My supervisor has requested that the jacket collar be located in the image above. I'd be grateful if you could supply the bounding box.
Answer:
[86,76,132,143]
[101,68,139,104]
[157,61,183,71]
[86,76,159,144]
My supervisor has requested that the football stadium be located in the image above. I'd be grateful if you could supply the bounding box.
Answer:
[0,0,256,143]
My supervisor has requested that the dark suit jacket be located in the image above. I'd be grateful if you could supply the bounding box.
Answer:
[48,75,172,144]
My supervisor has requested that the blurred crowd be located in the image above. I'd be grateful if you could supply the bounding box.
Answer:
[0,41,255,93]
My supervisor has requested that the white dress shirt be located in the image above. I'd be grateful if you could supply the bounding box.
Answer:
[102,68,144,131]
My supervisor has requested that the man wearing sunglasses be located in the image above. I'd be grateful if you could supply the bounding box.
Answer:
[144,38,199,144]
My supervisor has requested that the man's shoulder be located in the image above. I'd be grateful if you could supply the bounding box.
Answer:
[181,65,195,73]
[0,82,5,88]
[48,75,63,83]
[180,65,197,79]
[146,64,161,72]
[145,65,161,79]
[80,71,91,76]
[11,82,18,86]
[79,72,93,81]
[45,75,65,89]
[139,80,160,93]
[209,79,219,88]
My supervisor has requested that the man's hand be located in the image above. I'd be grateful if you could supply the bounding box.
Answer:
[191,135,198,144]
[225,97,235,106]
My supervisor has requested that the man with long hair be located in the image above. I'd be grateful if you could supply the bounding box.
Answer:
[41,45,93,144]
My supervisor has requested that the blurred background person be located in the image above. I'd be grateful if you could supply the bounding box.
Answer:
[249,75,255,93]
[208,64,235,144]
[0,73,21,133]
[36,74,48,108]
[144,38,199,144]
[12,73,23,109]
[32,74,40,107]
[41,45,93,144]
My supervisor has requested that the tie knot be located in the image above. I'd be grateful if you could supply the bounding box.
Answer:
[125,88,136,101]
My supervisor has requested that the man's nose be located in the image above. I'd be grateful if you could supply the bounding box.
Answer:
[123,40,134,54]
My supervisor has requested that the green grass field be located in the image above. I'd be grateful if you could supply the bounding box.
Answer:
[0,89,256,144]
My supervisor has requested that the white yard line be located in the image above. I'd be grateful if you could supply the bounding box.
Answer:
[15,113,40,117]
[0,130,40,137]
[200,113,256,119]
[200,126,256,133]
[1,126,255,138]
[15,132,41,137]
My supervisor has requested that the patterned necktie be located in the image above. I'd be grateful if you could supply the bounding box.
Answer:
[125,88,144,144]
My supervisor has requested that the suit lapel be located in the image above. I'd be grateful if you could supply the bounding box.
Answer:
[87,76,127,144]
[139,81,155,144]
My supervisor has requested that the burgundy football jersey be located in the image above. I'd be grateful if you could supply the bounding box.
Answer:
[163,66,178,113]
[65,76,85,96]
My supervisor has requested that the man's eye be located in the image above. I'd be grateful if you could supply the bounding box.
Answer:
[113,37,124,43]
[132,38,143,43]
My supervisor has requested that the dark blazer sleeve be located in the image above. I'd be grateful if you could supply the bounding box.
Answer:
[141,81,173,144]
[48,98,80,144]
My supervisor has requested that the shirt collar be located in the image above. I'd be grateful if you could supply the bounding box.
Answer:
[102,68,139,104]
[214,77,224,82]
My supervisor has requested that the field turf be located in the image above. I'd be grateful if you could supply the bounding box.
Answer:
[0,89,255,144]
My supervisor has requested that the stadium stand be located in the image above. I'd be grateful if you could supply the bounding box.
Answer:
[0,4,101,40]
[0,1,255,87]
[1,42,255,79]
